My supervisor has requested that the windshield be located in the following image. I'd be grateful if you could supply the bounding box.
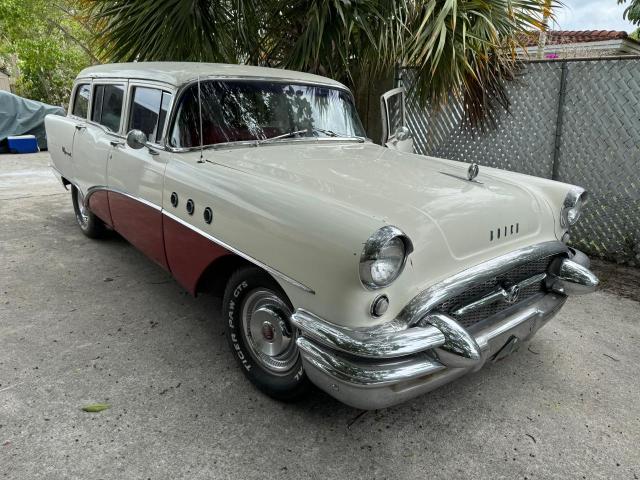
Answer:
[170,80,366,148]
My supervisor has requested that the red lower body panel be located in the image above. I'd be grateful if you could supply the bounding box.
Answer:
[163,214,231,294]
[88,190,112,226]
[108,191,169,270]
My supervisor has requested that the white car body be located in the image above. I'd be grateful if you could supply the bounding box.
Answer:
[45,62,598,409]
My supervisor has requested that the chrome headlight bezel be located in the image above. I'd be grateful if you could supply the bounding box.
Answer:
[561,187,589,228]
[359,226,413,290]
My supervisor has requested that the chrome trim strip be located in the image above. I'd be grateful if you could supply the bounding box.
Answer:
[162,210,315,294]
[291,308,445,359]
[166,135,368,154]
[397,241,569,326]
[296,337,445,387]
[84,186,162,212]
[452,272,547,316]
[79,184,314,294]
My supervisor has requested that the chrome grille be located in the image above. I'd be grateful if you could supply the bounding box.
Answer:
[434,255,559,330]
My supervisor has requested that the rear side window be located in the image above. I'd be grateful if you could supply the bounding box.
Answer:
[128,87,172,143]
[91,84,124,132]
[71,84,90,118]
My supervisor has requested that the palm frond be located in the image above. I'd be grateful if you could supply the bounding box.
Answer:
[619,0,640,25]
[82,0,237,62]
[404,0,560,127]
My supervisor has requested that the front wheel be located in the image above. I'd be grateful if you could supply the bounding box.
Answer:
[71,186,106,239]
[223,266,311,401]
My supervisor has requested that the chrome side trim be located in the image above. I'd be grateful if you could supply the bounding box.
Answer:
[80,184,315,295]
[162,210,315,294]
[296,337,445,387]
[84,185,162,212]
[291,309,445,359]
[397,241,569,326]
[452,272,547,316]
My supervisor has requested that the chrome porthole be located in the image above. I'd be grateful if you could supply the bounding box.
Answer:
[240,289,298,373]
[170,192,179,208]
[203,207,213,224]
[186,199,194,215]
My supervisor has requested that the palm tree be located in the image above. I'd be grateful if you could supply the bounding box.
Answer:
[82,0,555,127]
[537,0,553,59]
[620,0,640,24]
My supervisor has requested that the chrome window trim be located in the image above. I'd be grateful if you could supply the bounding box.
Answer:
[89,80,128,135]
[69,82,91,120]
[165,77,363,151]
[397,240,569,326]
[125,81,177,147]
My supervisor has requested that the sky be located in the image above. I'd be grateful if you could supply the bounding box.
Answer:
[554,0,637,33]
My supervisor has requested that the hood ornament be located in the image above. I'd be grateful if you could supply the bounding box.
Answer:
[467,163,479,181]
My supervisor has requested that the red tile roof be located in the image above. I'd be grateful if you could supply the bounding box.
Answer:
[521,30,634,47]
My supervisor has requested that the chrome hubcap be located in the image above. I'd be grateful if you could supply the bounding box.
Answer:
[241,289,297,373]
[76,189,89,227]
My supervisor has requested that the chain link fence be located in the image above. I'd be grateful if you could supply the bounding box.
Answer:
[399,58,640,265]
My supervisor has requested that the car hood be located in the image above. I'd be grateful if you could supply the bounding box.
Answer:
[210,141,549,260]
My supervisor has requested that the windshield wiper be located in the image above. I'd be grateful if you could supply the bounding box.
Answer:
[257,129,308,144]
[257,127,366,145]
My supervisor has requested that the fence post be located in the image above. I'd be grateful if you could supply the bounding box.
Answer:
[552,61,568,180]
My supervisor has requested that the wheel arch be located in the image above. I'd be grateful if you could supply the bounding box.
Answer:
[195,254,287,299]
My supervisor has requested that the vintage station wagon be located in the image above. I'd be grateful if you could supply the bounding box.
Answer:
[45,62,598,409]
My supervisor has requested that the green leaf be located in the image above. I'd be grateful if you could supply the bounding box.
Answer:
[81,403,111,413]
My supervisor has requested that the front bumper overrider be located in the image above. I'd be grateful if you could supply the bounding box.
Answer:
[290,242,598,410]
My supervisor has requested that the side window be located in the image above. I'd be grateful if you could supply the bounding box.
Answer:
[91,84,124,132]
[71,84,90,118]
[128,87,172,143]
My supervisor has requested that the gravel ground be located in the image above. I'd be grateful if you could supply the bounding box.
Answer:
[1,152,639,480]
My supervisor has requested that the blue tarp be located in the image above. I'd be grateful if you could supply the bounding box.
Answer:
[0,91,65,152]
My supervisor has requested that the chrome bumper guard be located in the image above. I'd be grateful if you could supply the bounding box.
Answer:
[291,245,598,410]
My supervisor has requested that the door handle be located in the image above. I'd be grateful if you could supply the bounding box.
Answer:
[75,124,86,131]
[109,140,124,147]
[148,147,160,156]
[62,146,72,157]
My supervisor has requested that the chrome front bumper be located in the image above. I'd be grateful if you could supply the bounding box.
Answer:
[291,245,598,410]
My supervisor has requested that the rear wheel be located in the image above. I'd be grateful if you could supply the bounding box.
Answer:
[223,266,311,401]
[71,186,106,239]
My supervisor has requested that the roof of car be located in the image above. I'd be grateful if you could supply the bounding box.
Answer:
[77,62,347,89]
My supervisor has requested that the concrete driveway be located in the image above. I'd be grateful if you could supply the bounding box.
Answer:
[1,153,639,479]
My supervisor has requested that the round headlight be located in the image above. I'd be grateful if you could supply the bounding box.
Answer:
[561,187,588,228]
[360,226,413,289]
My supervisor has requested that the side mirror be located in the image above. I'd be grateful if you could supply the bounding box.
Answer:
[395,126,412,142]
[126,129,147,150]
